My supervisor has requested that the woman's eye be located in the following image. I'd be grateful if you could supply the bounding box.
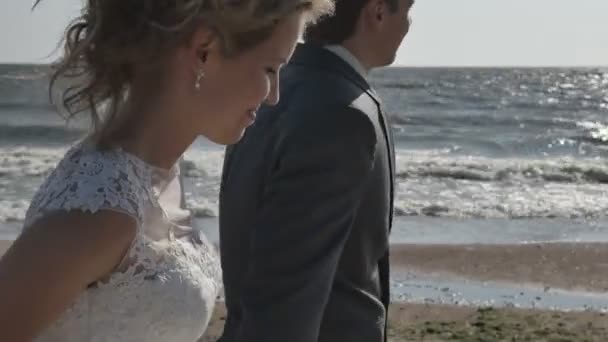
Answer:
[265,67,277,75]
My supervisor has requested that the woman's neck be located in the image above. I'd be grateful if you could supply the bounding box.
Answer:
[110,95,197,171]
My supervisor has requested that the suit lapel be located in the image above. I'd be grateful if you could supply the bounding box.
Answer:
[375,99,396,231]
[375,102,395,342]
[373,96,395,342]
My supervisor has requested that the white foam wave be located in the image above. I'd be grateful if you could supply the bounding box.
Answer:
[394,178,606,219]
[1,145,606,222]
[180,149,223,219]
[187,198,218,218]
[0,200,28,223]
[394,151,608,218]
[0,146,224,180]
[0,146,66,177]
[578,121,608,142]
[397,153,608,184]
[181,149,224,179]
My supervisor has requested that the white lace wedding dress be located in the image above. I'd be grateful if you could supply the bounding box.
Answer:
[22,142,222,342]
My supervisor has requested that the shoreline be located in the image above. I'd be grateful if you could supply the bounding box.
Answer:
[200,302,608,341]
[3,240,607,293]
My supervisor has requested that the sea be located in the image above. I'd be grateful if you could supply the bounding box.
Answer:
[1,64,607,245]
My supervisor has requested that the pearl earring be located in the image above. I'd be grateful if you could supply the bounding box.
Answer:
[195,68,205,90]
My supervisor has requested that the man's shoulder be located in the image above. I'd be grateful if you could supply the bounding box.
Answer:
[288,69,353,97]
[249,63,382,148]
[269,67,377,124]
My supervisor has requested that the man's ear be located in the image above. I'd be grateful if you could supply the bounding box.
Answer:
[361,0,386,29]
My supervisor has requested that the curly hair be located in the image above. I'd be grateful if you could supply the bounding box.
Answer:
[34,0,333,140]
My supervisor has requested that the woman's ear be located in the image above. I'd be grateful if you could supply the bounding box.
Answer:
[189,27,218,68]
[374,0,385,21]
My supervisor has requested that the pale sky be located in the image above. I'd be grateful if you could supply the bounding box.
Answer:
[1,0,607,66]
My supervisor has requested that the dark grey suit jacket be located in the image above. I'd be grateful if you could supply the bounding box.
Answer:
[218,43,395,342]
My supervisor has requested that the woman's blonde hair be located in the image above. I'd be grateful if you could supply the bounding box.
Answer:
[35,0,333,140]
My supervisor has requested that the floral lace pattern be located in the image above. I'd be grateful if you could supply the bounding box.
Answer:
[23,143,222,342]
[25,145,152,229]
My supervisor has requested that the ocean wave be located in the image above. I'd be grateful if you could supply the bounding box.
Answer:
[0,125,84,143]
[0,73,53,108]
[396,153,608,184]
[392,195,606,219]
[0,102,54,110]
[0,147,67,177]
[374,82,429,90]
[393,152,607,219]
[0,200,28,223]
[0,146,606,222]
[180,149,225,178]
[0,200,219,223]
[577,121,608,144]
[179,151,608,220]
[0,197,219,224]
[397,114,573,131]
[0,146,225,180]
[187,199,218,218]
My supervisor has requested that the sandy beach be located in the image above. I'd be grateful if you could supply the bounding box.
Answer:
[200,302,608,341]
[198,241,608,341]
[3,239,608,340]
[4,240,605,292]
[391,242,608,292]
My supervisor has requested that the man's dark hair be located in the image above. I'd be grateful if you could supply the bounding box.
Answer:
[304,0,400,45]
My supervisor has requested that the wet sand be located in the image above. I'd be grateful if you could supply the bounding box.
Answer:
[200,302,608,341]
[0,239,10,257]
[391,242,608,292]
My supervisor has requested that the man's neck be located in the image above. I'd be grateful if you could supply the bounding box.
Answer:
[341,39,376,72]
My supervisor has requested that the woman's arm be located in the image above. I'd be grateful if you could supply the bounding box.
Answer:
[0,211,136,341]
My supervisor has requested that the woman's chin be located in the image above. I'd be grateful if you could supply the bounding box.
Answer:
[204,129,246,146]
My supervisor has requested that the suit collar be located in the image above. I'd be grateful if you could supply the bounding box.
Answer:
[324,45,368,80]
[290,43,381,105]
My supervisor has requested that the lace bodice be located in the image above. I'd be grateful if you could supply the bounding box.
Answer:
[23,143,222,342]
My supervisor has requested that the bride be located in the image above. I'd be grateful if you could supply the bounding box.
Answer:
[0,0,332,341]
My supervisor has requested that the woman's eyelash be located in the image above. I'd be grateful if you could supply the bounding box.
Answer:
[265,67,277,74]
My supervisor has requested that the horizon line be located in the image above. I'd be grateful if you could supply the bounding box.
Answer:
[389,64,608,69]
[1,62,607,69]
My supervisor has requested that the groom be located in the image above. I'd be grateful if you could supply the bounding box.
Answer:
[218,0,414,341]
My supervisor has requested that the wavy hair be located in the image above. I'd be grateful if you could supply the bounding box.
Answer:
[34,0,333,141]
